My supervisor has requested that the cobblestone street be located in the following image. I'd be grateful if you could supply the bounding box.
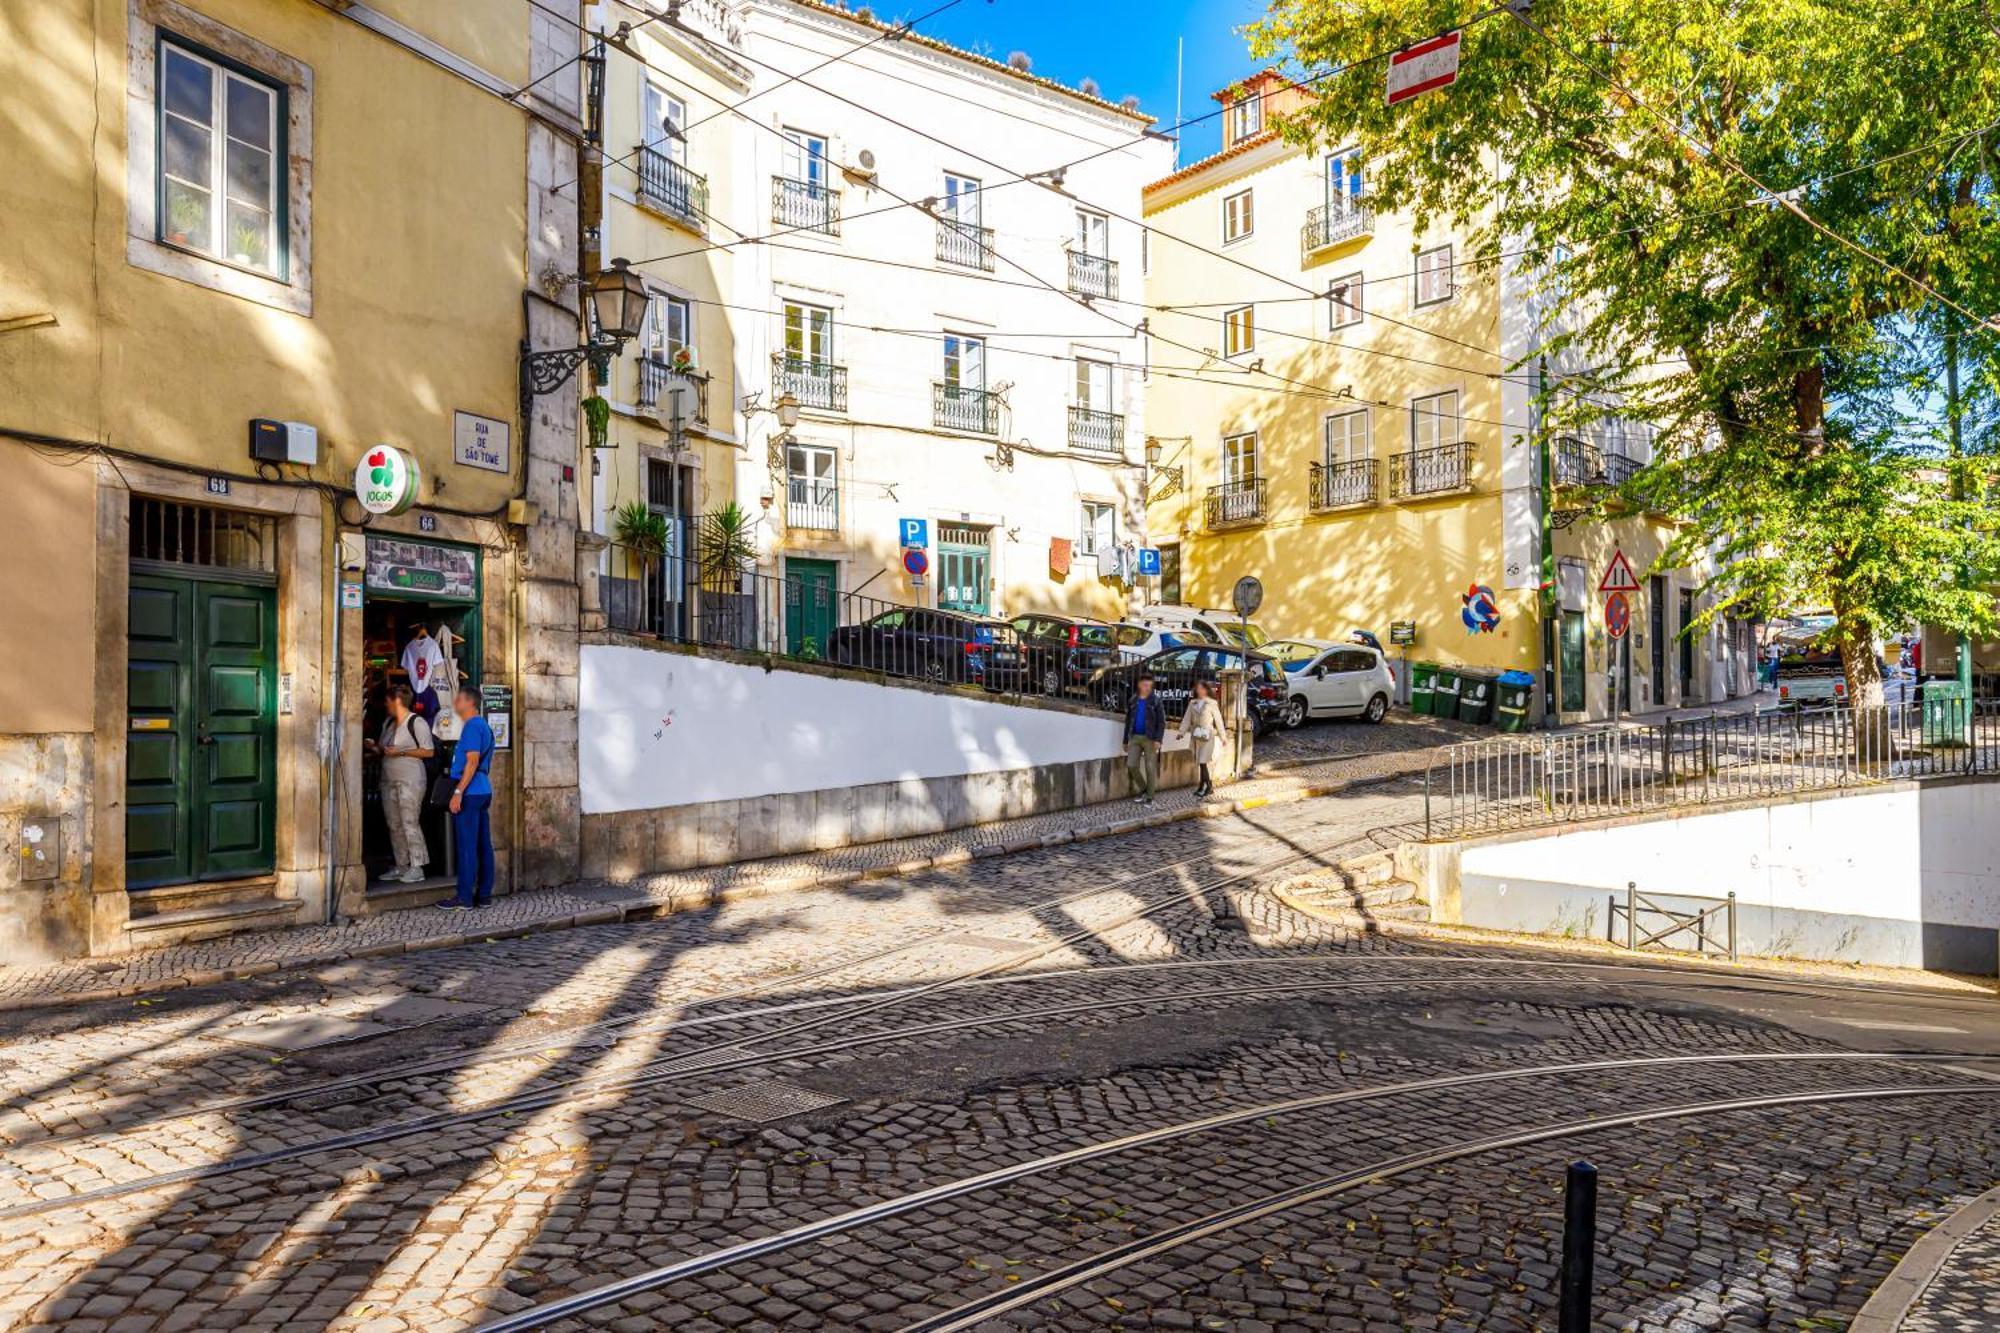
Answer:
[0,776,1994,1333]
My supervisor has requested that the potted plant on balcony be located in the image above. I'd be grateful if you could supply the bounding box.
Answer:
[614,500,669,557]
[582,393,611,450]
[669,344,698,375]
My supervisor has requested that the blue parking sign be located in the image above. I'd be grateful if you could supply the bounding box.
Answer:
[899,517,929,548]
[1137,547,1162,577]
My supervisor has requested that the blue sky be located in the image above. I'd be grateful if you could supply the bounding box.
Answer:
[913,0,1273,163]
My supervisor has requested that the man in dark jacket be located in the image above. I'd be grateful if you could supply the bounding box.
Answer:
[1126,673,1165,804]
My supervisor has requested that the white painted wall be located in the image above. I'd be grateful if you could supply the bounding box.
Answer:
[579,643,1123,813]
[1461,782,2000,931]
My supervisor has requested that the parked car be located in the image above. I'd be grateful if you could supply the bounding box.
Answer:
[828,607,1028,690]
[1136,604,1272,653]
[1109,622,1159,663]
[1008,613,1120,695]
[1263,638,1339,673]
[1277,643,1396,728]
[1085,642,1290,733]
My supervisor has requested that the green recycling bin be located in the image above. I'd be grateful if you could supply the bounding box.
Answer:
[1410,661,1440,716]
[1495,669,1535,733]
[1923,679,1972,747]
[1432,666,1463,719]
[1457,669,1498,725]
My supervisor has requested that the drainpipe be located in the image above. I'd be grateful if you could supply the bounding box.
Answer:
[1536,356,1558,728]
[322,504,344,924]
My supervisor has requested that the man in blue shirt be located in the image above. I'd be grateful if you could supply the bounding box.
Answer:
[443,686,496,910]
[1125,672,1165,805]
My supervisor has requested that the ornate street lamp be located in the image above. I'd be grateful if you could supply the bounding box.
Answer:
[519,258,653,413]
[1145,434,1184,499]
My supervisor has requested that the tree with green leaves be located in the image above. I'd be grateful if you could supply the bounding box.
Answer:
[1249,0,2000,705]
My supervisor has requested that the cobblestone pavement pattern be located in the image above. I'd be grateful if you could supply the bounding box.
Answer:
[1900,1209,2000,1333]
[0,758,1995,1332]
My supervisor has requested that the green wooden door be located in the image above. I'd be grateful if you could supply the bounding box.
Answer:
[127,574,278,889]
[784,559,837,657]
[938,543,989,615]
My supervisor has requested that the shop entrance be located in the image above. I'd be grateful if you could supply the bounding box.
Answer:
[360,537,481,889]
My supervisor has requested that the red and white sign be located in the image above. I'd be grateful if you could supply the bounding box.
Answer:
[1599,548,1641,594]
[1605,591,1631,640]
[1386,29,1463,106]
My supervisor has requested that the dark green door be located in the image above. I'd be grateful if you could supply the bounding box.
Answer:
[1559,609,1587,713]
[784,559,837,656]
[127,574,278,889]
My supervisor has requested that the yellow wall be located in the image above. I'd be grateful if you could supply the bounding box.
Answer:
[0,446,98,734]
[0,0,530,514]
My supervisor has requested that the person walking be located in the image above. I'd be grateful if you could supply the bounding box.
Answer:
[441,686,496,911]
[1125,672,1165,805]
[1178,677,1225,799]
[368,685,434,883]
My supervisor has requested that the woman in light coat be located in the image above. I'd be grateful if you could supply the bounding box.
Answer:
[1178,677,1226,799]
[368,684,435,882]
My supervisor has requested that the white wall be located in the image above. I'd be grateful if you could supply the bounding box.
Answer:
[579,643,1123,813]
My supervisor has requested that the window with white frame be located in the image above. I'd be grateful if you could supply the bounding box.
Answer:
[786,442,838,530]
[1075,209,1109,257]
[1328,272,1364,329]
[1079,500,1117,557]
[781,128,828,184]
[1326,149,1365,210]
[1075,357,1113,411]
[642,81,687,159]
[1223,305,1254,358]
[1222,188,1254,242]
[783,302,833,365]
[1410,390,1461,450]
[1228,93,1263,142]
[1415,244,1457,306]
[1324,408,1370,465]
[942,173,982,225]
[642,294,691,363]
[943,333,985,390]
[1222,431,1258,484]
[158,39,284,276]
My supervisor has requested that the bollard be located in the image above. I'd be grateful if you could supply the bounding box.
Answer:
[1559,1160,1598,1333]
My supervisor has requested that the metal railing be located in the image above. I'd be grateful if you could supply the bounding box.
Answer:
[1067,405,1124,453]
[1067,251,1118,299]
[785,476,838,531]
[1390,441,1472,499]
[936,217,995,270]
[1300,201,1375,257]
[1309,458,1378,510]
[772,176,841,235]
[1204,477,1267,527]
[1422,701,2000,841]
[1611,882,1737,959]
[636,145,707,229]
[602,541,1108,709]
[772,354,848,412]
[637,358,709,427]
[1554,437,1641,488]
[933,382,999,434]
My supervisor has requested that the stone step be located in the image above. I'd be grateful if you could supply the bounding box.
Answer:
[122,896,304,949]
[363,877,460,914]
[1288,877,1421,912]
[127,876,281,920]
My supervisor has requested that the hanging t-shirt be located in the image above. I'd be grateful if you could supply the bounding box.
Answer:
[401,634,449,713]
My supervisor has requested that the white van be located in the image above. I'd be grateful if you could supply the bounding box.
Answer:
[1136,605,1271,653]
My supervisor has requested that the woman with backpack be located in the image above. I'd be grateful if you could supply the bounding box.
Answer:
[368,684,435,883]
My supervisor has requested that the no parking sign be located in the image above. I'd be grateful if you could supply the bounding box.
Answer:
[1605,591,1631,640]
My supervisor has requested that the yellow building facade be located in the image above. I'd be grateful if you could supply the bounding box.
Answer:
[0,0,595,960]
[1143,73,1754,723]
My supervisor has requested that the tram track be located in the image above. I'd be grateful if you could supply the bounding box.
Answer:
[472,1051,2000,1331]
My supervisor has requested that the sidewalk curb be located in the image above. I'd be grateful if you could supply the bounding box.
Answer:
[1849,1185,2000,1333]
[0,767,1417,1013]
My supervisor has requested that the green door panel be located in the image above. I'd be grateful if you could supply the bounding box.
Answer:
[784,559,838,657]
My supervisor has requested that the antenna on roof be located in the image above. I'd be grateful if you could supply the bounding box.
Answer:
[1175,37,1184,168]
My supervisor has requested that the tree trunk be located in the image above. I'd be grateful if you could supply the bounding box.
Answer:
[1833,602,1890,771]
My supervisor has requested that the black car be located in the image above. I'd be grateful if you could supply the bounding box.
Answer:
[1085,641,1290,733]
[1008,613,1120,695]
[828,607,1028,690]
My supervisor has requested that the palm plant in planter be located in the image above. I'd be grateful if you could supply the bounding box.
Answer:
[697,501,757,581]
[614,500,669,557]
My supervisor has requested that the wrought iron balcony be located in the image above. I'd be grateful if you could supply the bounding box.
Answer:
[1553,436,1642,488]
[772,176,841,235]
[1204,478,1267,528]
[786,475,838,531]
[1066,251,1118,299]
[1067,405,1124,453]
[637,357,709,427]
[936,218,995,271]
[1300,201,1375,260]
[636,145,707,230]
[1309,458,1378,510]
[933,382,999,434]
[1389,442,1472,499]
[772,354,848,413]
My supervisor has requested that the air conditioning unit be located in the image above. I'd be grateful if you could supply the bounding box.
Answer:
[842,148,878,185]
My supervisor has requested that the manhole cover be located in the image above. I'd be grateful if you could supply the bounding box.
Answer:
[287,1086,369,1112]
[688,1079,846,1124]
[653,1044,754,1075]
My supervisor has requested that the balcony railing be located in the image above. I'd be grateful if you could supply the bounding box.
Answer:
[637,358,709,427]
[1204,478,1267,527]
[1066,405,1124,453]
[936,217,995,271]
[786,476,838,531]
[772,176,841,235]
[772,354,848,413]
[1390,441,1473,499]
[1554,436,1643,488]
[636,145,708,230]
[933,382,999,434]
[1309,457,1378,510]
[1067,251,1118,299]
[1300,200,1375,258]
